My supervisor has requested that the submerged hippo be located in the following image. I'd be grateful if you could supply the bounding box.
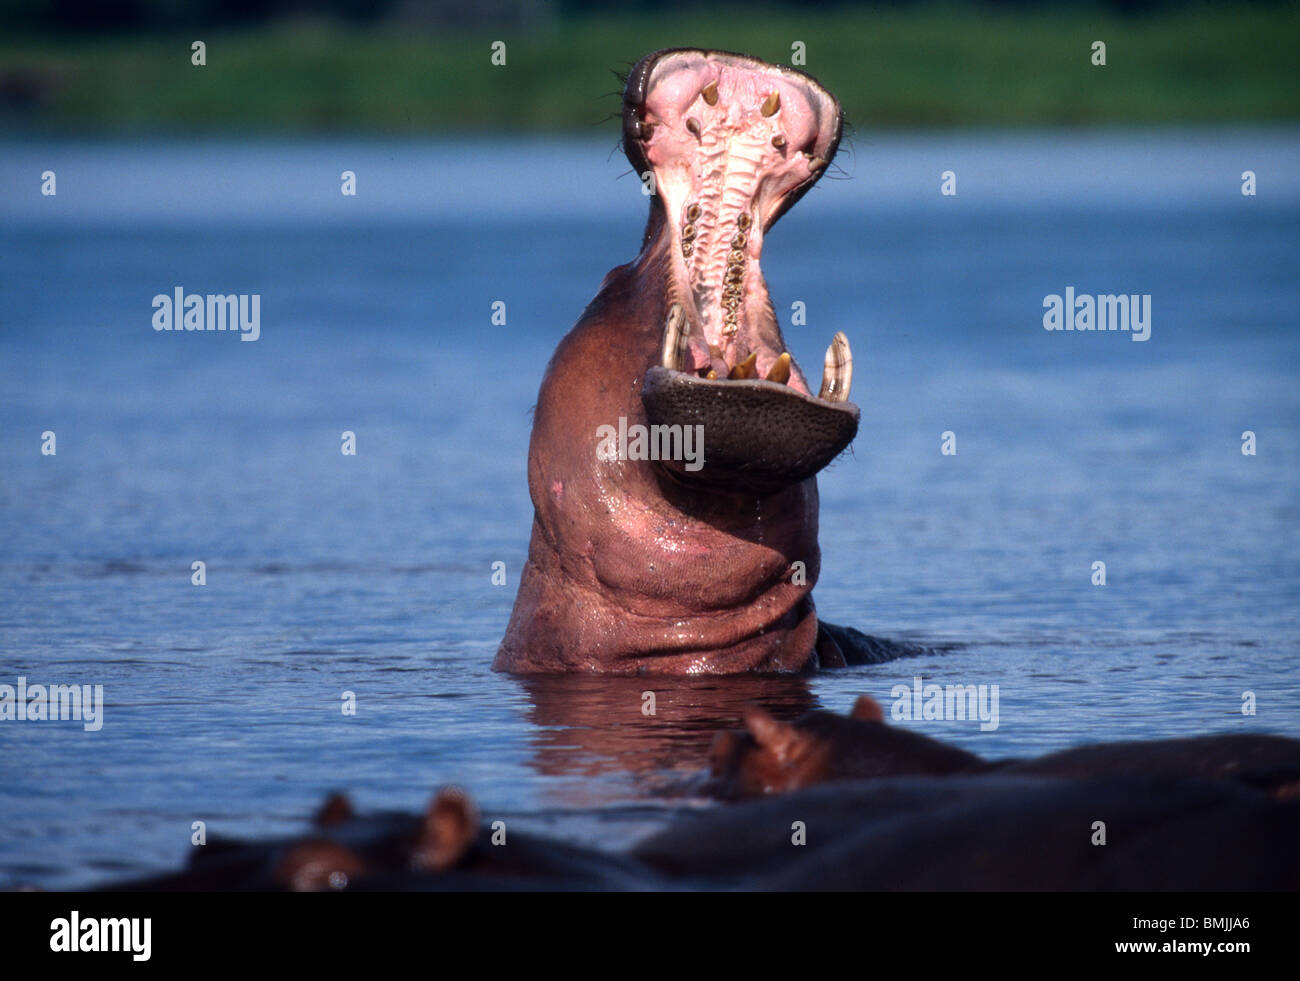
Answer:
[114,789,660,892]
[633,774,1300,891]
[107,776,1300,892]
[709,695,1300,800]
[496,48,894,674]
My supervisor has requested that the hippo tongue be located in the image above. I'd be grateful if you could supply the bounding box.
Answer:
[624,49,859,489]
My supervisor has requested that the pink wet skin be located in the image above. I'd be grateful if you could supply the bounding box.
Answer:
[494,50,846,675]
[636,52,841,392]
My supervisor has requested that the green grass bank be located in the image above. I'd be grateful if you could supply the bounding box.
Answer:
[1,3,1296,133]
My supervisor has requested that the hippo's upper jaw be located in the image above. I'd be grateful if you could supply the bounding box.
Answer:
[624,49,859,492]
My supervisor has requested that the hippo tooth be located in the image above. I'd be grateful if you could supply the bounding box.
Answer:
[660,303,690,371]
[771,134,786,150]
[701,80,719,106]
[766,352,791,385]
[761,91,780,116]
[686,117,701,138]
[818,332,853,402]
[728,352,758,380]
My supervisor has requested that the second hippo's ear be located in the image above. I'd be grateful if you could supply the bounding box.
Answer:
[709,729,744,773]
[313,791,355,828]
[851,695,886,723]
[413,786,480,872]
[743,706,800,763]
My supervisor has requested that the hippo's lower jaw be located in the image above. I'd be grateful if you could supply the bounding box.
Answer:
[642,364,860,493]
[626,49,859,492]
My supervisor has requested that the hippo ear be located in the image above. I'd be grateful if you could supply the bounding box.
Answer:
[709,729,743,773]
[743,707,800,763]
[414,786,480,872]
[851,695,885,724]
[313,791,355,828]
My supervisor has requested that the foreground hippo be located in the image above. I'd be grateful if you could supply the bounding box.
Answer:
[710,695,1300,799]
[114,789,660,892]
[104,776,1300,892]
[633,774,1300,891]
[496,49,883,674]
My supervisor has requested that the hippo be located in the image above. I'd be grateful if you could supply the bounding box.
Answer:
[495,49,897,674]
[632,774,1300,891]
[709,695,1300,799]
[112,788,661,892]
[103,776,1300,892]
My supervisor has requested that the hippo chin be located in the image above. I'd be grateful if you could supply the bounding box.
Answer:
[496,49,870,675]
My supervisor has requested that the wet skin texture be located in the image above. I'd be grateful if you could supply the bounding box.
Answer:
[495,49,875,675]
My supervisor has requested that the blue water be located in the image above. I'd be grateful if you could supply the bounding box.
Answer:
[1,131,1298,888]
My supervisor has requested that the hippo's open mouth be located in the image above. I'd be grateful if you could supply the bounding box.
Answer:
[623,48,859,488]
